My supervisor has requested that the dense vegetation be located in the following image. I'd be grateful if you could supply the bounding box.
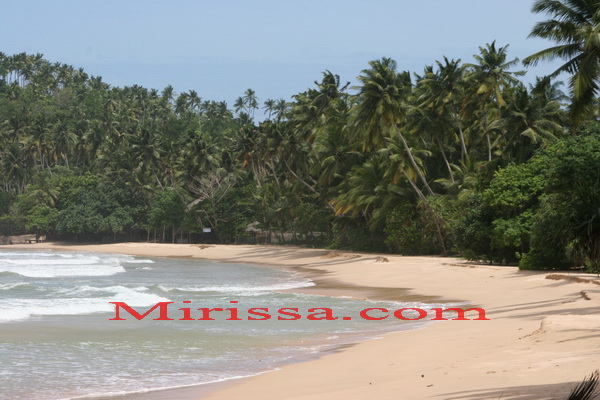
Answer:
[1,0,599,271]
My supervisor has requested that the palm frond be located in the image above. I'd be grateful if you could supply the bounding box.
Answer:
[567,370,600,400]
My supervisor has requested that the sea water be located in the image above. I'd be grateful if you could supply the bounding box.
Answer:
[0,249,443,400]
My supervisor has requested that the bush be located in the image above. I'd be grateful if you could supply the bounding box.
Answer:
[330,218,386,252]
[456,159,547,264]
[455,194,495,262]
[528,127,600,272]
[384,197,456,255]
[518,196,573,270]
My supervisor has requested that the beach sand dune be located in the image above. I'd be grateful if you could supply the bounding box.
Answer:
[7,242,600,400]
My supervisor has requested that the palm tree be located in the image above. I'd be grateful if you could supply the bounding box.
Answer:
[233,96,244,115]
[311,121,362,188]
[273,99,289,122]
[130,127,164,188]
[234,89,259,118]
[0,143,29,193]
[263,120,317,195]
[412,58,470,180]
[497,84,565,162]
[379,135,432,200]
[414,57,469,163]
[465,42,525,161]
[187,90,201,111]
[435,156,483,203]
[523,0,600,126]
[292,71,350,144]
[467,42,525,109]
[263,98,276,119]
[353,58,434,195]
[333,155,411,231]
[25,171,59,207]
[243,88,259,118]
[51,120,78,168]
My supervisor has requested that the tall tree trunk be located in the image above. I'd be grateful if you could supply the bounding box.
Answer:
[453,112,468,162]
[448,103,468,162]
[269,160,280,187]
[283,158,318,196]
[395,125,434,196]
[282,158,336,212]
[403,170,426,200]
[436,138,454,183]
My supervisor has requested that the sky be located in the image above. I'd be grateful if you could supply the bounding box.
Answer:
[1,0,563,114]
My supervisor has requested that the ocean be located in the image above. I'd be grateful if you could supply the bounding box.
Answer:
[0,249,442,399]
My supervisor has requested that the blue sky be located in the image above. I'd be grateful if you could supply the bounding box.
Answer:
[2,1,562,113]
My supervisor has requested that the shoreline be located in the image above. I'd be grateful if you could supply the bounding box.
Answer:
[5,242,600,399]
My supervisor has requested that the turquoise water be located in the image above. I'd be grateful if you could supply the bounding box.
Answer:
[0,250,441,400]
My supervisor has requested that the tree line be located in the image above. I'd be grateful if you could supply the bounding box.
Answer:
[0,0,598,271]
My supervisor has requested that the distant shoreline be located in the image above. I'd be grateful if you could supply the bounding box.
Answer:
[6,242,600,400]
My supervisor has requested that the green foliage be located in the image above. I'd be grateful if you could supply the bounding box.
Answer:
[330,218,386,252]
[461,122,600,270]
[0,213,25,235]
[292,202,332,244]
[524,126,600,272]
[457,161,547,264]
[148,189,185,230]
[190,181,256,243]
[384,197,456,255]
[56,174,103,209]
[519,195,572,270]
[523,0,600,125]
[0,191,13,214]
[490,210,536,262]
[24,204,57,235]
[483,162,547,213]
[53,175,146,240]
[385,203,436,255]
[0,48,593,256]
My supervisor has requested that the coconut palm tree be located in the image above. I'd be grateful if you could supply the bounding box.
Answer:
[273,99,289,122]
[523,0,600,126]
[464,42,525,161]
[496,84,565,162]
[243,88,259,118]
[414,57,469,163]
[467,42,525,109]
[263,98,276,119]
[333,155,411,231]
[292,71,350,144]
[353,58,434,195]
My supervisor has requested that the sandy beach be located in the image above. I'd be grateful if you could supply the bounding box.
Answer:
[6,242,600,400]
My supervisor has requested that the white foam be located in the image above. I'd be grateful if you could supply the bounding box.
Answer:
[0,282,32,290]
[63,369,279,400]
[123,259,154,264]
[0,263,126,278]
[0,252,151,277]
[0,286,170,322]
[0,251,73,258]
[0,257,102,266]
